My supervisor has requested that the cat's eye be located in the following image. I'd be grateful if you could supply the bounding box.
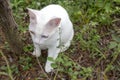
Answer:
[41,35,48,38]
[29,31,35,35]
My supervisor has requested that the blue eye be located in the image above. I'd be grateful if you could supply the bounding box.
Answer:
[41,35,48,38]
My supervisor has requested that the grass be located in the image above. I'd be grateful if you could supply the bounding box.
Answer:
[0,0,120,80]
[0,51,14,80]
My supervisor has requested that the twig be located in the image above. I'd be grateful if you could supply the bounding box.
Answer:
[0,51,14,80]
[0,72,8,76]
[112,19,120,23]
[53,65,59,80]
[36,57,50,80]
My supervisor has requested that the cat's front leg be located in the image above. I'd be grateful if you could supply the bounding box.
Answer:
[32,43,41,57]
[45,47,60,73]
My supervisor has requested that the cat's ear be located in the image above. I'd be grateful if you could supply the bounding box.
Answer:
[27,8,38,24]
[47,18,61,27]
[43,18,61,35]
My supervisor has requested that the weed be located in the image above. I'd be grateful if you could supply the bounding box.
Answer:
[50,53,93,79]
[0,51,14,80]
[23,44,33,52]
[19,56,33,70]
[1,0,119,79]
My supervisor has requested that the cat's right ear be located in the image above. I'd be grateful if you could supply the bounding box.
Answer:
[27,8,37,24]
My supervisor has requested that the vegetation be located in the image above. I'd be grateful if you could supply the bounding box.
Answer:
[0,0,120,80]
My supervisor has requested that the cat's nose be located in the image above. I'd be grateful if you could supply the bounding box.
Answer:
[34,42,43,45]
[34,42,39,45]
[34,39,40,44]
[34,40,43,45]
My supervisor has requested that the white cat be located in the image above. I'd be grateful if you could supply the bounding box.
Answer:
[27,4,74,73]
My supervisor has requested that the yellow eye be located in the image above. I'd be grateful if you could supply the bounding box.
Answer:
[29,31,35,35]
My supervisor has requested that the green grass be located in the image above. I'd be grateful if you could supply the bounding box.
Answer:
[0,0,120,80]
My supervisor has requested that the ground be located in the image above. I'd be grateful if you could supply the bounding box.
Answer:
[0,0,120,80]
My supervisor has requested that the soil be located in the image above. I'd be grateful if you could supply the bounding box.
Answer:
[0,16,120,80]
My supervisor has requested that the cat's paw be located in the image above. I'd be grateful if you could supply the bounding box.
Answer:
[32,51,41,57]
[45,64,53,73]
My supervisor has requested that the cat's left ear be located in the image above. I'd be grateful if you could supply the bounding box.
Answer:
[48,18,61,27]
[42,18,61,36]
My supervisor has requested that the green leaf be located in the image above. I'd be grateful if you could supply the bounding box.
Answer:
[51,63,57,68]
[109,41,117,49]
[104,3,111,13]
[64,61,72,66]
[0,66,7,71]
[114,0,120,3]
[23,44,33,52]
[47,57,54,62]
[112,34,120,42]
[118,44,120,48]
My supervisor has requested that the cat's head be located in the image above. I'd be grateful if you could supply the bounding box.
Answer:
[27,8,61,44]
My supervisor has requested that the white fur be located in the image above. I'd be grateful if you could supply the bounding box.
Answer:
[28,4,74,73]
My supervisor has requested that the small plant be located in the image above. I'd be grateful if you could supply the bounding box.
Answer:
[23,44,33,52]
[104,33,120,73]
[4,42,10,51]
[19,56,33,70]
[109,34,120,50]
[0,51,14,80]
[80,67,93,79]
[48,53,93,79]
